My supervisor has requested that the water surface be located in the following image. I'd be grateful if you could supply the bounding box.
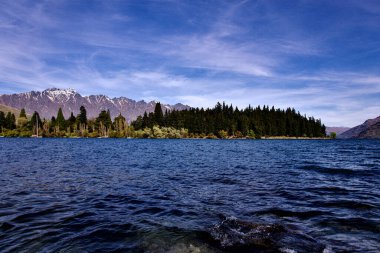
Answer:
[0,139,379,252]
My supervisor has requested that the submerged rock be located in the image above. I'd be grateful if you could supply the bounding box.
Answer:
[209,217,327,253]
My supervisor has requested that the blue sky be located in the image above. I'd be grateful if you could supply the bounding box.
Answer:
[0,0,379,127]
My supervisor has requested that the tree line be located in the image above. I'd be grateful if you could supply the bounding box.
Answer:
[0,102,326,138]
[132,102,326,138]
[0,106,187,138]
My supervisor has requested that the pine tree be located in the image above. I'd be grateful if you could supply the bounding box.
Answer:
[51,116,56,127]
[96,110,113,136]
[5,112,16,129]
[56,108,66,131]
[19,108,27,118]
[78,106,87,125]
[30,112,41,129]
[154,102,164,126]
[67,112,76,131]
[142,112,149,128]
[114,113,127,134]
[68,112,76,124]
[0,111,5,131]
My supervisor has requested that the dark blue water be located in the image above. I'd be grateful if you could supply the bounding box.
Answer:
[0,139,379,253]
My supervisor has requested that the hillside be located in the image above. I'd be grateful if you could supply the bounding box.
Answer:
[339,116,380,139]
[0,104,23,116]
[357,121,380,139]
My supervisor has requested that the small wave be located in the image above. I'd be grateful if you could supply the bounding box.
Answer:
[152,195,172,201]
[306,186,352,195]
[209,177,239,185]
[13,191,29,196]
[59,211,96,223]
[162,209,198,217]
[11,205,68,223]
[312,200,378,210]
[255,208,329,219]
[298,165,374,176]
[132,207,165,215]
[234,165,249,170]
[0,222,15,231]
[318,217,380,232]
[103,194,149,206]
[103,194,133,203]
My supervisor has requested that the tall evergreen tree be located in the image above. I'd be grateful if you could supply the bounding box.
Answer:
[142,112,149,128]
[56,108,66,131]
[5,112,16,129]
[0,111,5,130]
[78,106,87,125]
[114,113,127,133]
[154,102,164,126]
[68,112,76,124]
[17,108,28,127]
[95,110,112,136]
[19,108,27,118]
[67,112,76,131]
[96,110,112,129]
[51,116,56,127]
[30,112,41,129]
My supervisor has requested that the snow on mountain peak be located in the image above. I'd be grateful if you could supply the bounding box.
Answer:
[44,88,76,94]
[43,88,77,101]
[0,88,191,121]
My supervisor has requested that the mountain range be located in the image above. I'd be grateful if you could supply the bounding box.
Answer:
[339,116,380,139]
[0,88,190,122]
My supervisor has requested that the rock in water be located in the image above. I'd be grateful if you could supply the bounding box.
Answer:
[209,217,327,253]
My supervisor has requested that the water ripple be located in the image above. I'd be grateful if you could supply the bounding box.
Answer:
[0,138,379,252]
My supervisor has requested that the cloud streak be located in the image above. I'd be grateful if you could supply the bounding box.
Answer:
[0,0,379,127]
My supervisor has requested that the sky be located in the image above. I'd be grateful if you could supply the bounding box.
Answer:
[0,0,379,127]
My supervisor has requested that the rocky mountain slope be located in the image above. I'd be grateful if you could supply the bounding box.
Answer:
[357,121,380,138]
[0,88,190,122]
[339,116,380,139]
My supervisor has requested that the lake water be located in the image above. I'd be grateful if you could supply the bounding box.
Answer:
[0,139,379,253]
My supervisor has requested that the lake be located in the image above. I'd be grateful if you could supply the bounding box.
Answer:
[0,139,379,252]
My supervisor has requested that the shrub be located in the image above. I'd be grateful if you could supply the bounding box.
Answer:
[218,130,228,139]
[247,129,256,139]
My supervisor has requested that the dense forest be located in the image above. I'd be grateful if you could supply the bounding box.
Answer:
[0,102,326,138]
[132,102,326,138]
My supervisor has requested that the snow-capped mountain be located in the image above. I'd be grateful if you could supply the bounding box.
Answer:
[0,88,190,122]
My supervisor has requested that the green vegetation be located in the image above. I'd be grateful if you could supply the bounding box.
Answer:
[0,102,328,139]
[132,102,326,138]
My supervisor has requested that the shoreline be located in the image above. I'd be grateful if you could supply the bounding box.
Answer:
[0,135,332,140]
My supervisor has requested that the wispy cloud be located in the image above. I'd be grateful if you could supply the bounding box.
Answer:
[0,0,379,127]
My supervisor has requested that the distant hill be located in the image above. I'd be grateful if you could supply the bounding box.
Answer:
[326,127,350,135]
[0,88,190,122]
[339,116,380,139]
[0,104,23,116]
